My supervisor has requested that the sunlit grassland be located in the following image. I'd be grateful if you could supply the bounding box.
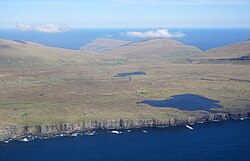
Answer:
[0,39,249,126]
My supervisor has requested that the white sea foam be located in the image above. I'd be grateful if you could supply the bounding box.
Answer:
[185,125,194,130]
[21,138,29,142]
[111,130,122,134]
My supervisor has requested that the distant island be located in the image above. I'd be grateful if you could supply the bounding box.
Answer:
[0,38,249,141]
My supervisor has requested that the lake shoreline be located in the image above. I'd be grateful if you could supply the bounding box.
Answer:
[1,111,249,142]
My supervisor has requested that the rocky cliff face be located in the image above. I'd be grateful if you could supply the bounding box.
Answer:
[0,112,249,141]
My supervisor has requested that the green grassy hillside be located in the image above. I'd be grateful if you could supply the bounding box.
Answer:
[0,39,102,69]
[0,39,249,126]
[191,40,250,64]
[81,38,202,62]
[80,38,131,53]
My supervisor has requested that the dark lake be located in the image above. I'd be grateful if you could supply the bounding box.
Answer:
[137,94,222,112]
[114,71,146,77]
[0,120,250,161]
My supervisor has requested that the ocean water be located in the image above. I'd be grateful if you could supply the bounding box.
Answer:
[0,28,250,50]
[0,120,250,161]
[137,94,222,112]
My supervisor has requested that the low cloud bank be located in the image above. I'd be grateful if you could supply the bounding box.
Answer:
[16,23,70,33]
[16,23,32,31]
[35,24,70,33]
[126,29,186,38]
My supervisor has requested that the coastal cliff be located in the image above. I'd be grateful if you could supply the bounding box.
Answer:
[1,112,249,141]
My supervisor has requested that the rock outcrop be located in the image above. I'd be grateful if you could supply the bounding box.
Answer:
[1,112,247,141]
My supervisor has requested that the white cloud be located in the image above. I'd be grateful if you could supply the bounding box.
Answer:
[126,29,186,38]
[16,23,32,31]
[35,24,70,33]
[15,23,70,33]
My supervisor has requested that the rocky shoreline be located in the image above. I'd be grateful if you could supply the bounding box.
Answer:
[0,111,249,142]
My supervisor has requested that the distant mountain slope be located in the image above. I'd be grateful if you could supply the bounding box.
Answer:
[190,40,250,64]
[80,38,131,53]
[0,39,101,69]
[4,38,249,70]
[110,38,201,62]
[81,38,202,62]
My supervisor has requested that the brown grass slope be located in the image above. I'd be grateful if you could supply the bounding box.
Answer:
[80,38,131,53]
[80,38,202,62]
[0,39,102,69]
[0,39,249,127]
[191,40,250,64]
[108,38,201,61]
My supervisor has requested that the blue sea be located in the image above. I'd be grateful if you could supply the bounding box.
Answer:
[0,120,250,161]
[0,28,250,50]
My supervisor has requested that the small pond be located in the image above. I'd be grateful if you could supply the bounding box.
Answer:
[137,94,222,112]
[114,71,146,77]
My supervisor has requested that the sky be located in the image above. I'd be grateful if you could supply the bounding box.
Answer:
[1,0,250,30]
